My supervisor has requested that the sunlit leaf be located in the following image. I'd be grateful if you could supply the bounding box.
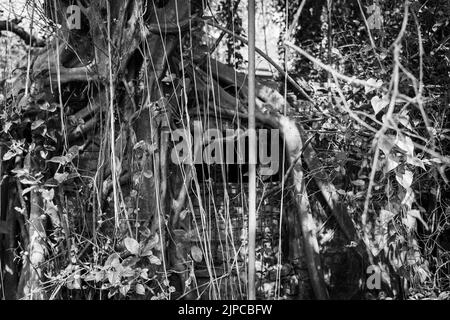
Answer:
[124,237,140,255]
[3,150,18,161]
[396,135,414,156]
[407,156,425,170]
[48,156,69,165]
[54,172,69,184]
[396,169,413,189]
[31,119,45,131]
[365,78,383,94]
[402,214,416,232]
[384,155,399,173]
[136,283,145,295]
[371,95,389,115]
[190,245,203,263]
[148,255,161,265]
[105,253,120,268]
[351,179,365,187]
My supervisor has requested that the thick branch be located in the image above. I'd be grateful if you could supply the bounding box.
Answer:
[203,19,314,102]
[0,20,45,47]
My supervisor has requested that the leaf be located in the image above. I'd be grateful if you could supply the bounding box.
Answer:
[121,267,135,278]
[31,119,45,130]
[65,146,81,163]
[162,73,177,83]
[371,95,389,115]
[384,155,399,173]
[190,245,203,263]
[122,256,139,268]
[124,237,140,255]
[397,111,412,130]
[3,150,18,161]
[379,209,396,225]
[396,169,413,189]
[3,121,12,134]
[407,210,429,231]
[429,158,443,164]
[367,4,383,29]
[135,284,146,295]
[95,270,105,282]
[107,289,117,298]
[179,209,190,221]
[133,140,146,150]
[148,255,161,265]
[104,253,120,268]
[39,102,57,112]
[114,156,122,176]
[365,78,383,94]
[407,156,425,170]
[19,177,40,185]
[48,156,69,165]
[139,245,153,257]
[41,188,55,201]
[133,140,157,154]
[396,135,414,156]
[401,188,415,209]
[11,168,29,176]
[22,186,37,196]
[143,170,153,179]
[107,270,119,285]
[14,206,25,214]
[143,234,159,252]
[351,179,365,187]
[378,135,396,156]
[54,172,69,184]
[84,271,96,282]
[119,284,130,296]
[140,269,149,280]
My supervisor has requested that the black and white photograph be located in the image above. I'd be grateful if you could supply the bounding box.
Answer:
[0,0,449,309]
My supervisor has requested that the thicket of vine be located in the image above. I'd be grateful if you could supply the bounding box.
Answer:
[0,0,449,300]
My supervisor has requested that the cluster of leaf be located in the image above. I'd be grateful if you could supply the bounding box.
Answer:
[44,233,172,299]
[0,63,171,300]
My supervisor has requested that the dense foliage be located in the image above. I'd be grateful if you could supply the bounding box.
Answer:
[0,0,449,300]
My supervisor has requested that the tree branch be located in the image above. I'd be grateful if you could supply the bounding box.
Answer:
[0,20,45,47]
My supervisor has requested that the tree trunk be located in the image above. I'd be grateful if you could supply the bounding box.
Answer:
[0,0,331,300]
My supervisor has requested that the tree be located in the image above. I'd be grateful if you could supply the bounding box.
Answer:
[1,0,449,301]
